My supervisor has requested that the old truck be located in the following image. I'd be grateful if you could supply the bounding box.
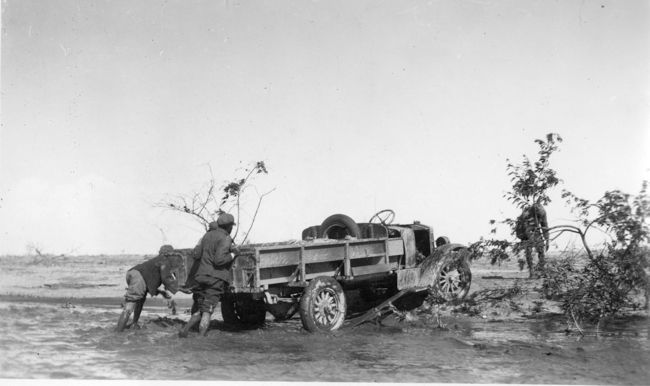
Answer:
[199,209,472,332]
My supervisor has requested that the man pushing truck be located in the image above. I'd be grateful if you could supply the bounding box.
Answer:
[116,245,186,332]
[179,212,237,337]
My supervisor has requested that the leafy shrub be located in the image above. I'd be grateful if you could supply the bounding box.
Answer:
[472,133,649,332]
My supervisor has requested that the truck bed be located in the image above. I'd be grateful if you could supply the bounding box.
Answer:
[233,237,407,291]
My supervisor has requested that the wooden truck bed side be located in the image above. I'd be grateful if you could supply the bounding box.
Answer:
[232,235,411,292]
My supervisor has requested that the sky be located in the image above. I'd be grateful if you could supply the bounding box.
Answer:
[1,0,648,255]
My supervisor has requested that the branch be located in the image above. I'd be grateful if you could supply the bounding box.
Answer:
[547,225,593,260]
[569,308,584,336]
[548,228,581,242]
[197,182,215,217]
[583,214,607,235]
[154,196,210,230]
[547,224,583,234]
[233,187,242,240]
[240,188,277,245]
[157,160,270,237]
[229,164,266,240]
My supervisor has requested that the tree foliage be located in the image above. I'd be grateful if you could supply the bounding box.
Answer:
[504,133,562,209]
[470,133,649,332]
[543,182,649,330]
[469,133,562,267]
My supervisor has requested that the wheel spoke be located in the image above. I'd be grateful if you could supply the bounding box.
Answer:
[312,288,341,326]
[450,280,459,293]
[439,263,466,295]
[441,278,447,291]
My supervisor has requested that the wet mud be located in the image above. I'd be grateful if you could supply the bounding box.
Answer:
[1,296,648,383]
[0,255,648,383]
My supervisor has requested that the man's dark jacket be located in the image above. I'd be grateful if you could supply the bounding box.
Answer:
[130,254,182,296]
[515,203,549,241]
[194,224,234,284]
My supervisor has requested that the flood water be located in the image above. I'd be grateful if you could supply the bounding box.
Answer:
[0,297,648,384]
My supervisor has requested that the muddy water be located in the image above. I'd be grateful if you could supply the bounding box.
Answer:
[1,255,648,383]
[0,298,648,383]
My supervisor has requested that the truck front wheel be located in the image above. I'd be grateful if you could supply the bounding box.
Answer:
[299,276,347,332]
[432,256,471,301]
[419,246,472,301]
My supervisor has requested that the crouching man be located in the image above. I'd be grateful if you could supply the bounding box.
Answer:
[116,245,186,332]
[179,213,236,337]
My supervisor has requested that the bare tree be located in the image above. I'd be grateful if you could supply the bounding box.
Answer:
[156,161,273,244]
[26,242,44,257]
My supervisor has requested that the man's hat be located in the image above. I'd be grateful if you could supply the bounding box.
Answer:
[159,244,174,254]
[217,213,236,226]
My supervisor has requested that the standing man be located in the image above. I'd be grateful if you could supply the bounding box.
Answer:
[117,245,186,332]
[515,203,549,278]
[177,240,205,317]
[179,213,236,337]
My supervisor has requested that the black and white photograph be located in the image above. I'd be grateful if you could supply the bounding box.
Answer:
[1,0,648,384]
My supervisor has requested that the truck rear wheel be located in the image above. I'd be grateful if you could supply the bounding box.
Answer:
[299,276,347,332]
[319,214,361,239]
[221,295,267,326]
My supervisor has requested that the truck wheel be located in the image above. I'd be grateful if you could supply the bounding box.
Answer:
[221,295,266,326]
[299,276,347,332]
[432,257,471,301]
[420,246,472,301]
[319,214,362,239]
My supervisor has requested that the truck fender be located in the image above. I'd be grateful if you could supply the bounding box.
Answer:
[418,244,466,281]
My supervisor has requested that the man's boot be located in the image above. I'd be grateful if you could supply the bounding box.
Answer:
[537,250,546,273]
[117,301,136,332]
[525,248,536,278]
[179,312,202,338]
[199,312,212,336]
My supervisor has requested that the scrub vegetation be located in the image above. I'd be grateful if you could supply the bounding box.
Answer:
[470,133,649,333]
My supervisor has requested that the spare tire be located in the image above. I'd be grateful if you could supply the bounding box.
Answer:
[318,214,362,239]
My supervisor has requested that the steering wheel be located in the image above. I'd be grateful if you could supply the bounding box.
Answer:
[369,209,395,226]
